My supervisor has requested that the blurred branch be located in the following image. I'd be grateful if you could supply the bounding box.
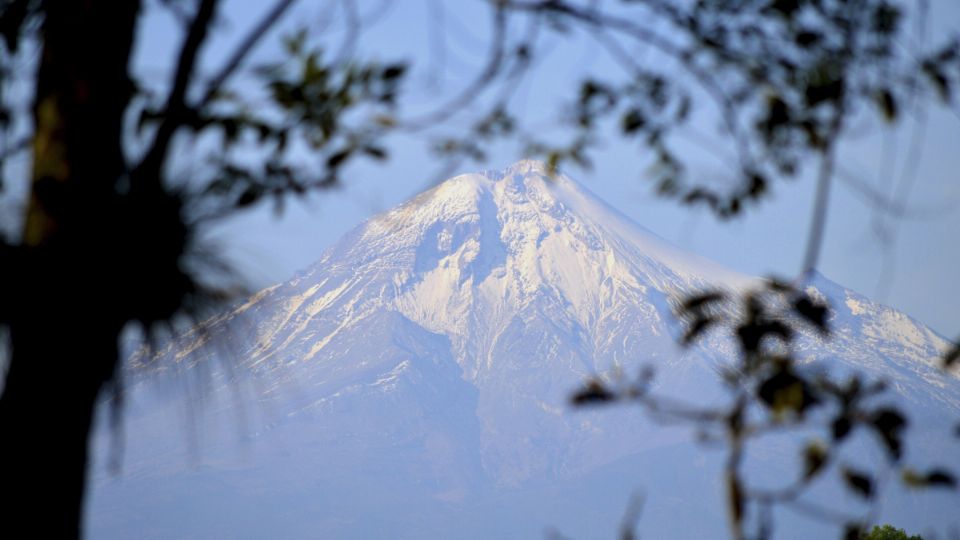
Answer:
[572,279,956,538]
[835,165,960,221]
[198,0,300,109]
[135,0,220,181]
[801,125,839,273]
[399,4,507,131]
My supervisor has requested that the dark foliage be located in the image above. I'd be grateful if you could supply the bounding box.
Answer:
[571,279,956,539]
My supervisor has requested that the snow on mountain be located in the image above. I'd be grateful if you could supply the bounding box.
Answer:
[88,160,960,539]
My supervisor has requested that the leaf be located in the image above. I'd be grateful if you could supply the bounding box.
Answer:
[832,415,853,441]
[326,149,352,169]
[381,64,406,81]
[571,380,615,406]
[682,316,715,345]
[922,61,951,102]
[758,368,818,416]
[902,468,957,489]
[682,292,725,312]
[362,146,387,160]
[874,89,898,122]
[747,172,767,199]
[872,2,901,35]
[794,296,829,331]
[759,96,790,140]
[843,468,874,499]
[283,28,307,55]
[943,344,959,369]
[927,470,957,487]
[622,109,646,134]
[803,441,828,481]
[737,320,792,353]
[236,185,263,208]
[869,408,906,461]
[794,30,821,48]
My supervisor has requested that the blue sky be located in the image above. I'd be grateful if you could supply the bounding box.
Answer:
[133,0,960,337]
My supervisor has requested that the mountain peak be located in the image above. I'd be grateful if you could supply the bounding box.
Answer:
[487,158,555,179]
[99,162,960,540]
[439,158,566,197]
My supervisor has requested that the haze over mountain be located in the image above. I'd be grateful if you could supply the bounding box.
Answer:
[88,161,959,539]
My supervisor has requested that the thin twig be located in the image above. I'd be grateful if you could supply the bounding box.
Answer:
[399,4,507,131]
[505,0,757,178]
[198,0,300,109]
[802,105,844,274]
[135,0,220,180]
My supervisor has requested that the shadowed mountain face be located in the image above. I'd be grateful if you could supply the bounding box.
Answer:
[88,161,959,539]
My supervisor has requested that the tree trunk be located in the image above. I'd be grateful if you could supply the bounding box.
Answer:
[0,1,140,536]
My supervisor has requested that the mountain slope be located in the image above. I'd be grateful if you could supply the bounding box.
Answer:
[89,160,959,539]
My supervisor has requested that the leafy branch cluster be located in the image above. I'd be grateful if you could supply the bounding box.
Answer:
[573,280,957,540]
[429,0,960,224]
[165,28,407,219]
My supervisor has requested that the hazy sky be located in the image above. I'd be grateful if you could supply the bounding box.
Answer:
[132,0,960,336]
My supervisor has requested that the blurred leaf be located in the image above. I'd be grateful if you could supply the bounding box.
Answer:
[803,441,828,480]
[381,64,406,81]
[571,380,615,406]
[737,320,792,352]
[236,185,262,208]
[794,30,821,48]
[869,408,906,461]
[843,468,874,499]
[873,89,897,122]
[943,343,959,369]
[832,415,853,441]
[872,3,901,35]
[902,468,957,489]
[283,28,307,55]
[682,316,716,345]
[758,368,819,416]
[747,173,767,199]
[926,470,957,488]
[682,292,725,312]
[794,296,829,331]
[622,109,646,134]
[922,61,951,102]
[362,145,387,160]
[843,523,865,540]
[326,149,352,169]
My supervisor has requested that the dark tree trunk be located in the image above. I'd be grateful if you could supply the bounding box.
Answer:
[0,1,140,536]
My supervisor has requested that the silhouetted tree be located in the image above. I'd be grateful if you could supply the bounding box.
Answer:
[863,524,923,540]
[1,0,958,538]
[0,1,407,535]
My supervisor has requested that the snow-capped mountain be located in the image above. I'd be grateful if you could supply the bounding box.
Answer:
[88,160,959,539]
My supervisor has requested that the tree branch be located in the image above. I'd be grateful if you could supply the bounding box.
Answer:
[802,110,844,274]
[399,4,507,131]
[503,0,756,178]
[197,0,299,109]
[134,0,220,182]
